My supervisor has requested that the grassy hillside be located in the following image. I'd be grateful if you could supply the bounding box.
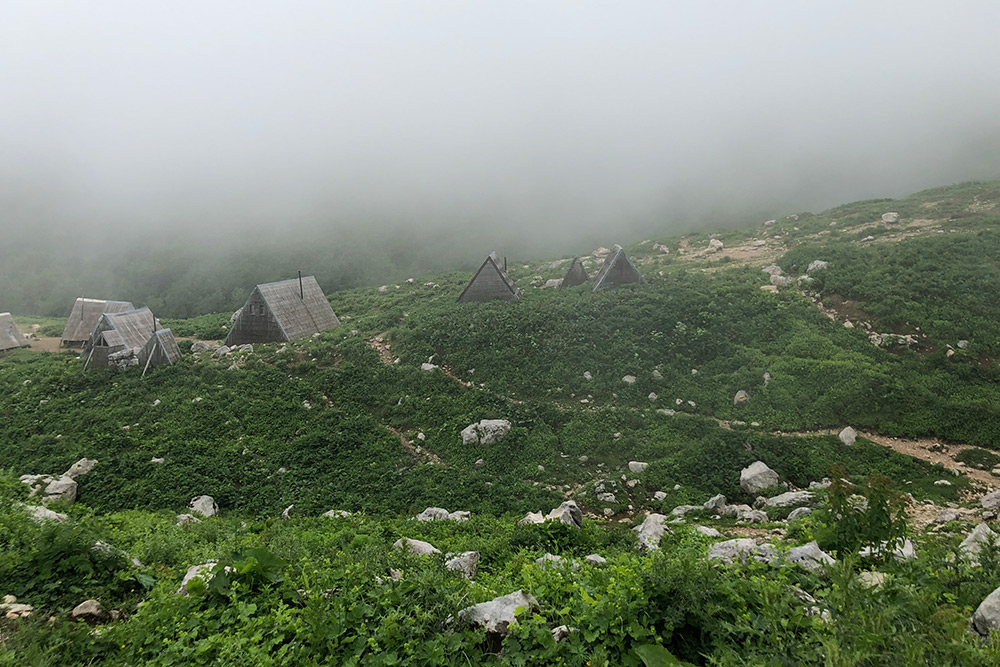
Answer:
[3,180,1000,664]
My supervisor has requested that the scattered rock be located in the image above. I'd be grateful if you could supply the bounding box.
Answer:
[708,539,776,565]
[177,563,218,594]
[703,494,727,513]
[807,260,829,273]
[628,461,649,474]
[150,457,165,464]
[695,525,723,538]
[859,539,916,561]
[784,542,836,572]
[71,599,103,620]
[622,375,637,385]
[0,596,33,618]
[551,625,574,642]
[415,507,471,522]
[583,371,593,381]
[281,504,294,520]
[635,513,669,550]
[175,514,200,526]
[322,509,352,519]
[474,458,485,468]
[456,590,538,636]
[958,339,970,349]
[765,491,815,509]
[934,509,961,524]
[461,419,512,446]
[584,554,607,566]
[933,480,952,487]
[733,390,749,406]
[859,571,887,588]
[881,212,899,224]
[189,495,218,517]
[737,509,769,523]
[981,491,1000,511]
[20,474,78,504]
[190,341,210,354]
[546,501,583,529]
[671,505,701,517]
[653,491,667,502]
[761,264,784,277]
[706,239,724,254]
[770,274,792,287]
[839,427,857,446]
[809,479,832,490]
[740,461,780,494]
[445,551,480,579]
[393,538,441,556]
[787,507,813,521]
[960,523,997,558]
[420,363,438,372]
[973,587,1000,636]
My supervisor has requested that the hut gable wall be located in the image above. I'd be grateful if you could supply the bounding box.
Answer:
[226,288,287,346]
[560,257,590,288]
[458,254,521,303]
[592,245,646,291]
[137,329,181,370]
[0,313,28,352]
[225,276,340,346]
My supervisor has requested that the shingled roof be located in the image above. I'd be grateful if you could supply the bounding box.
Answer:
[138,329,182,372]
[87,307,158,354]
[591,245,646,291]
[457,252,521,303]
[225,276,340,346]
[61,298,135,347]
[0,313,28,352]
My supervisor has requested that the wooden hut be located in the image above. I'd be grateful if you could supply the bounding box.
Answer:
[457,252,521,303]
[559,257,590,288]
[61,298,135,348]
[224,275,340,346]
[591,245,646,291]
[83,307,175,371]
[0,313,29,352]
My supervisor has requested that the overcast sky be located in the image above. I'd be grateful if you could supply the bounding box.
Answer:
[3,1,1000,244]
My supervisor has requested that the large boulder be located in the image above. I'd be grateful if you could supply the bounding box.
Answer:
[737,509,769,523]
[635,513,669,550]
[189,495,218,517]
[784,542,836,572]
[461,419,512,446]
[859,538,916,561]
[545,501,582,529]
[628,461,649,474]
[974,587,1000,636]
[839,427,857,446]
[64,458,98,479]
[445,551,480,579]
[787,507,813,521]
[807,260,829,273]
[881,212,900,224]
[20,503,68,523]
[456,590,538,636]
[740,461,780,494]
[765,491,815,509]
[703,494,728,513]
[733,390,749,406]
[393,538,441,556]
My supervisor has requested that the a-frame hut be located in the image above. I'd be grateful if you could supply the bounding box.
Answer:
[82,307,162,370]
[0,313,29,352]
[591,245,646,291]
[559,257,590,288]
[61,298,135,348]
[457,252,521,303]
[224,275,340,346]
[137,329,182,375]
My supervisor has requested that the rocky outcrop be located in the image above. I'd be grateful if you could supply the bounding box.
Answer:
[807,260,829,273]
[708,539,776,565]
[839,427,857,446]
[64,458,98,479]
[628,461,649,474]
[1,596,33,619]
[981,491,1000,511]
[71,599,104,620]
[787,507,813,521]
[784,542,836,572]
[960,523,997,559]
[20,474,78,504]
[740,461,780,494]
[545,501,582,529]
[461,419,512,446]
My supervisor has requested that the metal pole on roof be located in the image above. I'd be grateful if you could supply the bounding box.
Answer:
[298,271,303,299]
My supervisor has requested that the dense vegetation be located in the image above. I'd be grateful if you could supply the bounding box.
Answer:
[3,181,1000,664]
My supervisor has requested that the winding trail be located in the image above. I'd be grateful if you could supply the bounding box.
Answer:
[386,425,443,466]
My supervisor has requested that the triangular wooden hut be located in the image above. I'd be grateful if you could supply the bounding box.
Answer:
[457,252,521,303]
[0,313,29,352]
[591,245,646,291]
[559,257,590,288]
[83,306,173,370]
[137,329,182,375]
[61,298,135,348]
[225,275,340,346]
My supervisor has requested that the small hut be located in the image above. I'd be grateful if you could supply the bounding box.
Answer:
[0,313,29,352]
[559,257,590,288]
[457,252,521,303]
[225,275,340,346]
[61,298,135,348]
[83,307,177,371]
[136,329,182,375]
[591,245,646,291]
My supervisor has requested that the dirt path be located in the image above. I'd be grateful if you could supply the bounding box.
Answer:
[23,336,65,353]
[386,425,443,465]
[771,427,998,489]
[368,332,396,365]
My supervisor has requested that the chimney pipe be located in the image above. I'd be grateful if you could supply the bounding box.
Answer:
[298,271,304,299]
